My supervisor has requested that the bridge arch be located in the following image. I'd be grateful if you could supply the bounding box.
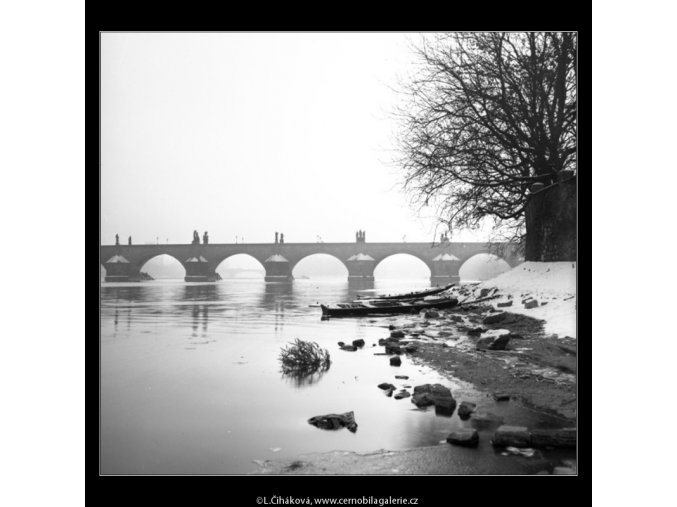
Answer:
[98,241,522,283]
[214,254,265,279]
[138,253,187,279]
[373,253,432,280]
[132,250,186,270]
[459,253,511,282]
[291,253,349,279]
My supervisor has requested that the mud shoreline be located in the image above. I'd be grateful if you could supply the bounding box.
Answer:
[409,304,576,422]
[252,293,577,475]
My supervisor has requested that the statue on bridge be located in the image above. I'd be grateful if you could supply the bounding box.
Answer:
[192,230,200,245]
[280,233,284,244]
[128,236,132,245]
[275,232,279,244]
[356,230,366,243]
[203,231,209,244]
[115,234,119,246]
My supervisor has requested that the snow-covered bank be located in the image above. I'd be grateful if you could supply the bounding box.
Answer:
[472,262,577,339]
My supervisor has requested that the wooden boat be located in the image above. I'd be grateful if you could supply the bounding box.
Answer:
[356,283,455,301]
[320,296,458,317]
[352,294,446,304]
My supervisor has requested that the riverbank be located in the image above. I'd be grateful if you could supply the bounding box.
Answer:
[395,261,577,420]
[252,444,574,475]
[252,262,577,474]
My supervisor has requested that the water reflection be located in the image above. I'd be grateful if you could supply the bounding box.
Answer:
[398,407,466,448]
[104,285,144,302]
[280,370,329,388]
[261,282,294,307]
[101,278,427,309]
[101,278,574,474]
[183,283,220,302]
[261,283,294,332]
[192,305,200,336]
[347,278,375,294]
[181,286,221,336]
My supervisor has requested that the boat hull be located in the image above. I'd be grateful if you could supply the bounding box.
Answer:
[355,283,455,301]
[320,298,458,317]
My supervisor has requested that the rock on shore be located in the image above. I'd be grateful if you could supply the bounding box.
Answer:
[492,426,531,447]
[308,411,358,433]
[411,384,456,414]
[457,401,476,420]
[447,429,479,447]
[475,329,512,350]
[492,425,575,448]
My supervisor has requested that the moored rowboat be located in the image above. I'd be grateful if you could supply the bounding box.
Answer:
[320,296,458,317]
[356,283,455,301]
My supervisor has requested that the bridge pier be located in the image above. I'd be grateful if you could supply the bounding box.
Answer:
[346,254,376,281]
[264,273,293,282]
[105,273,135,282]
[103,254,134,282]
[184,255,218,282]
[264,254,293,282]
[430,254,461,286]
[100,241,522,284]
[430,274,460,285]
[104,268,144,282]
[185,273,220,282]
[348,274,374,281]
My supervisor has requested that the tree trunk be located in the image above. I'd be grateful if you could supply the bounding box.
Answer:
[525,175,576,261]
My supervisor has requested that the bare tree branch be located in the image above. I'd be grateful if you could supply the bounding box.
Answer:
[396,32,577,246]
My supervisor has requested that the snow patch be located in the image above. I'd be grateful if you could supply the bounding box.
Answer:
[264,254,289,262]
[347,253,375,261]
[477,262,576,339]
[105,254,129,263]
[480,328,512,339]
[185,255,208,263]
[432,253,460,261]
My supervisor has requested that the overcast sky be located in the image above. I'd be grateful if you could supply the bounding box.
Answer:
[101,32,489,246]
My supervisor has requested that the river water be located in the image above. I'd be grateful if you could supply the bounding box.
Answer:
[100,278,574,474]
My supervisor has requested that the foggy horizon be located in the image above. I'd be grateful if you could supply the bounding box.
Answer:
[101,33,496,246]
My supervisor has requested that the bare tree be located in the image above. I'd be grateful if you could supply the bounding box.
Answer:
[398,32,576,255]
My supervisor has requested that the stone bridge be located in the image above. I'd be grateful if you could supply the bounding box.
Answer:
[100,240,522,284]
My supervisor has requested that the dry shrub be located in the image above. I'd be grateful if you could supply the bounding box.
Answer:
[279,339,331,377]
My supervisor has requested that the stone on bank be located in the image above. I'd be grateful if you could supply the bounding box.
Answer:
[491,425,531,447]
[446,429,479,447]
[307,411,358,433]
[457,401,476,420]
[476,329,512,350]
[483,312,507,325]
[411,384,456,414]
